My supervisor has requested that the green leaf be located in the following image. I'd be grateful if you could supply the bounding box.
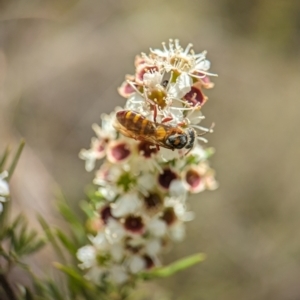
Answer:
[54,263,94,291]
[55,229,77,256]
[6,214,46,257]
[37,215,66,262]
[139,253,206,280]
[80,200,95,219]
[7,139,25,181]
[46,281,65,300]
[0,145,10,171]
[23,287,35,300]
[56,199,85,243]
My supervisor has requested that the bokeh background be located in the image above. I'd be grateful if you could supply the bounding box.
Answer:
[1,1,300,299]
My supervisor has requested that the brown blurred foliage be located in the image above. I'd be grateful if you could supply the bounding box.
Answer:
[1,1,300,299]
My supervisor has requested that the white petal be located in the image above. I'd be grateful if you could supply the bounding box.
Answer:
[105,219,126,243]
[0,171,8,180]
[195,59,210,71]
[85,267,105,283]
[176,73,192,97]
[169,223,186,242]
[98,187,117,201]
[89,232,109,250]
[127,255,146,274]
[190,145,207,160]
[0,177,9,197]
[110,244,124,262]
[79,149,97,172]
[77,245,96,269]
[147,218,167,237]
[169,180,187,198]
[188,109,204,125]
[125,93,145,113]
[143,71,163,87]
[110,265,128,284]
[169,73,192,99]
[0,196,6,203]
[145,239,161,256]
[150,48,168,57]
[111,193,141,218]
[137,173,156,191]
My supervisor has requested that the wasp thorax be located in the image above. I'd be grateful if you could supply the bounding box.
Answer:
[166,134,188,149]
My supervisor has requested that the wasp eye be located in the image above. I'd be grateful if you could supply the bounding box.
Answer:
[166,135,187,149]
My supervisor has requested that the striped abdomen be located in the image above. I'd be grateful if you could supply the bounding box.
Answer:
[116,110,156,136]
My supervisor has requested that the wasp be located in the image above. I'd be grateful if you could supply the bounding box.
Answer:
[114,110,198,151]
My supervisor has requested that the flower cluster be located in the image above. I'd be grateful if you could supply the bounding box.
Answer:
[78,39,217,285]
[0,171,9,214]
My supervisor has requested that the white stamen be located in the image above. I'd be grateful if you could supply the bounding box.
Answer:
[126,80,143,96]
[197,137,208,143]
[184,43,193,55]
[170,106,196,111]
[191,124,212,132]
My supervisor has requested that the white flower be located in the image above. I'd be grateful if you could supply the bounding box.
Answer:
[169,222,186,242]
[147,218,167,237]
[0,171,9,206]
[105,219,126,244]
[0,171,9,202]
[77,39,217,286]
[111,193,142,218]
[77,245,97,269]
[145,238,161,256]
[125,93,147,114]
[168,72,192,99]
[110,244,124,262]
[89,232,109,250]
[127,255,146,274]
[109,265,129,284]
[169,179,187,198]
[85,266,105,284]
[150,39,216,78]
[98,186,117,201]
[137,173,156,191]
[143,71,163,88]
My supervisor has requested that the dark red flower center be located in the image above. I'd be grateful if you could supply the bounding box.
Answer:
[161,207,177,225]
[124,215,144,233]
[158,169,177,190]
[100,205,113,224]
[184,86,205,106]
[143,255,155,269]
[144,193,162,210]
[138,141,158,158]
[186,170,201,188]
[111,143,131,161]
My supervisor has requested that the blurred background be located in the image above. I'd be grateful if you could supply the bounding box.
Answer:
[1,1,300,299]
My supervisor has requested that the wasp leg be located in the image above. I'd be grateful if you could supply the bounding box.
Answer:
[153,104,158,123]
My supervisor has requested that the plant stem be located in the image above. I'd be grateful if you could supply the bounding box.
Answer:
[0,274,17,300]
